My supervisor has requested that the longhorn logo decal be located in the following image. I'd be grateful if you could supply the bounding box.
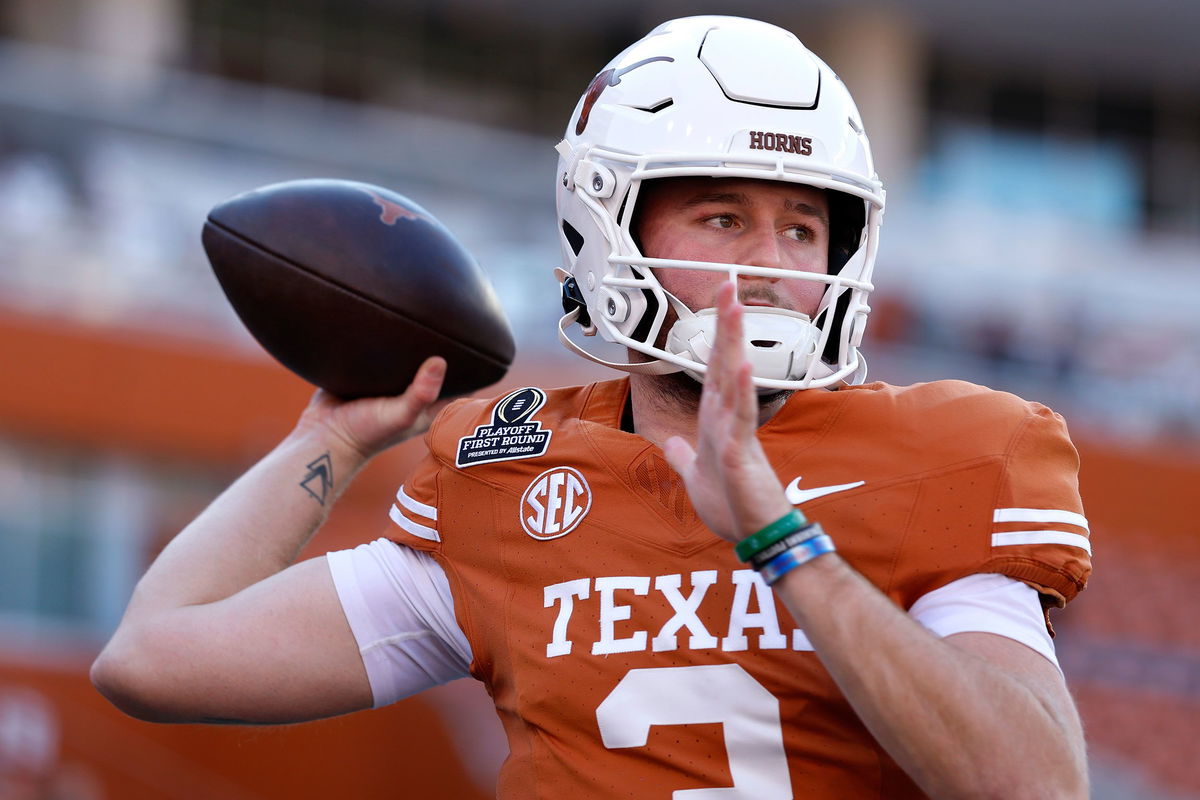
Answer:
[576,56,674,135]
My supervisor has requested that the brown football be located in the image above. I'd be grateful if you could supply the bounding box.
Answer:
[202,179,515,399]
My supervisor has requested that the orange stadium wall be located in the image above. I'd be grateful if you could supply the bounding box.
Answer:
[1,311,1198,798]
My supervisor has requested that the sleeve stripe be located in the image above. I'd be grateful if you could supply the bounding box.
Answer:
[389,504,441,542]
[396,484,438,521]
[993,507,1088,530]
[991,530,1091,555]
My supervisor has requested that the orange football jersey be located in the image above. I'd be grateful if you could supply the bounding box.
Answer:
[388,378,1090,799]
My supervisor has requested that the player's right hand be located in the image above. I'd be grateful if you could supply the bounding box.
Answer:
[663,283,793,543]
[294,356,450,461]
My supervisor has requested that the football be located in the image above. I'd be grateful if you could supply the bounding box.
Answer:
[201,179,515,399]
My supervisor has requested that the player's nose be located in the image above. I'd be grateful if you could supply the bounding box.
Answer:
[736,226,786,273]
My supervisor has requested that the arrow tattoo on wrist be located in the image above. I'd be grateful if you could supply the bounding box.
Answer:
[300,452,334,506]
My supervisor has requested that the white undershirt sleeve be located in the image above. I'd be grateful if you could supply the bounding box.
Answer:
[329,543,1057,704]
[908,572,1060,673]
[326,538,473,708]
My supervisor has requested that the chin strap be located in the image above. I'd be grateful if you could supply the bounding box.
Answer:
[666,306,822,385]
[845,353,869,385]
[556,306,867,387]
[557,308,683,375]
[555,272,869,388]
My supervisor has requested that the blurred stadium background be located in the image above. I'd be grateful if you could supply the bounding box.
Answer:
[0,0,1197,797]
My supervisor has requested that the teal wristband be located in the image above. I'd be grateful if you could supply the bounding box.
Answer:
[758,534,836,585]
[735,509,809,562]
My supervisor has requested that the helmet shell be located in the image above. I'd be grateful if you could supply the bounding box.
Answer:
[555,16,885,389]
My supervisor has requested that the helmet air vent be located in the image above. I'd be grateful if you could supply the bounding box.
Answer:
[630,98,674,114]
[561,220,585,256]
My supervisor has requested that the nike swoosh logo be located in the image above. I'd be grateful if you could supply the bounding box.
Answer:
[785,477,866,505]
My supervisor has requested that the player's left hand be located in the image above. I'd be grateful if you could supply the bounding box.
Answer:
[663,281,794,544]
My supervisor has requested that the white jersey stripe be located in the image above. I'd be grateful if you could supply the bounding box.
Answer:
[390,504,441,542]
[396,484,438,521]
[993,508,1088,530]
[991,530,1091,555]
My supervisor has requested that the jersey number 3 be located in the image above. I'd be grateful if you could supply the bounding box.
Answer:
[596,664,792,798]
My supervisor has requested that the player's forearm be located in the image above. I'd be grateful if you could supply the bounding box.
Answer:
[121,425,366,621]
[774,554,1087,799]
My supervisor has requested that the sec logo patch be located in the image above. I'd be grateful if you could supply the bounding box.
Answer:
[521,466,592,540]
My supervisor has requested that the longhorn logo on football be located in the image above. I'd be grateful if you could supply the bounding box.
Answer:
[521,466,592,540]
[362,188,429,225]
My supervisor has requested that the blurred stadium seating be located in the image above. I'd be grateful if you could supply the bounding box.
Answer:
[1,2,1197,797]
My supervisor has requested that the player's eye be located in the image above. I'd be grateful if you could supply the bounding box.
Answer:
[784,224,815,242]
[703,214,737,229]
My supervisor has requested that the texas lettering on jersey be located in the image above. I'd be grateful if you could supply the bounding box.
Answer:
[389,378,1091,799]
[544,569,816,658]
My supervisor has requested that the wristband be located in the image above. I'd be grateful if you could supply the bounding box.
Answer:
[735,509,809,562]
[757,534,836,585]
[748,522,825,570]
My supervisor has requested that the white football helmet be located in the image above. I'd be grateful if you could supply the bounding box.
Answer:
[554,16,885,390]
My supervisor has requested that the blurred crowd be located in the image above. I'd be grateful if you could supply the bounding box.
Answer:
[2,122,1196,443]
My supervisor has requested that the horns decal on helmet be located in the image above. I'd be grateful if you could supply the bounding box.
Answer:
[576,56,675,136]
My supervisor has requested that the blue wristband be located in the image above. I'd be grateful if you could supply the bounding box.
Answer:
[757,534,836,585]
[748,522,825,570]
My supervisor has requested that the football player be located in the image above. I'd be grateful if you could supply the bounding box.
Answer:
[93,16,1090,799]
